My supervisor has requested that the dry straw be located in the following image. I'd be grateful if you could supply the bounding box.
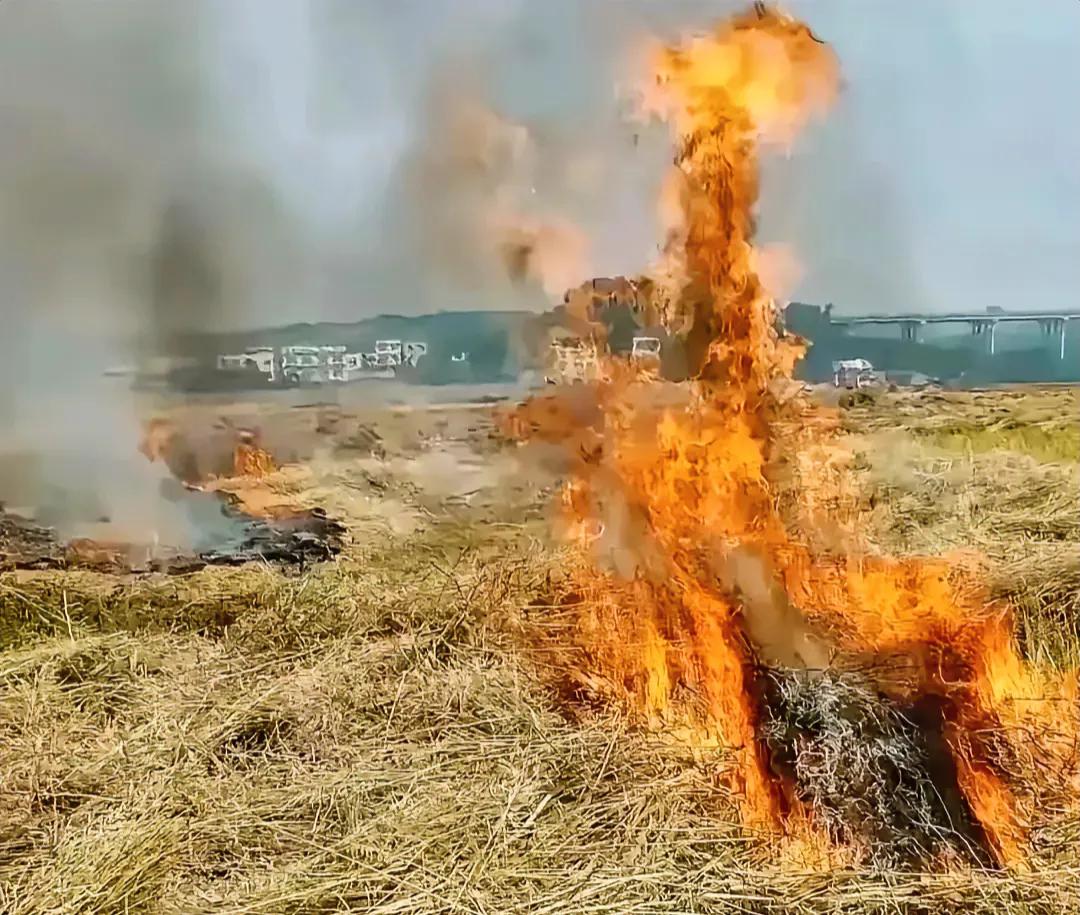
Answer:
[1,390,1078,913]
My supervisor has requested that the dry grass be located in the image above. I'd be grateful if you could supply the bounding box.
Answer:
[842,389,1080,672]
[1,390,1079,913]
[4,548,1079,913]
[842,387,1080,463]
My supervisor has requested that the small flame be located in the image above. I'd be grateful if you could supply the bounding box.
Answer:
[140,418,276,482]
[508,4,1078,867]
[233,430,275,479]
[138,417,175,464]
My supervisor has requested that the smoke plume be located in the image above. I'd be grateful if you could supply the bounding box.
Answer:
[0,0,723,541]
[0,1,298,541]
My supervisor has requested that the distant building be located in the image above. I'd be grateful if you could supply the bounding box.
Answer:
[216,347,279,382]
[214,340,429,387]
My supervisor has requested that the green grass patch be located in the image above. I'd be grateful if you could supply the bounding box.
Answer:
[916,423,1080,462]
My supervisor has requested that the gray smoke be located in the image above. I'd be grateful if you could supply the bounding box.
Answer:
[0,1,301,542]
[758,106,932,314]
[0,0,709,544]
[320,0,692,315]
[5,0,883,544]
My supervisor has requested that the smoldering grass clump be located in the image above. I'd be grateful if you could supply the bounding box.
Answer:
[759,668,991,869]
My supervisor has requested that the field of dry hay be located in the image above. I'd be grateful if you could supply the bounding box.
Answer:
[2,388,1079,914]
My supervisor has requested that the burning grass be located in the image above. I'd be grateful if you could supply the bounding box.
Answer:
[500,2,1080,877]
[0,385,1078,914]
[507,16,1066,880]
[1,486,1079,913]
[3,3,1080,909]
[841,405,1080,674]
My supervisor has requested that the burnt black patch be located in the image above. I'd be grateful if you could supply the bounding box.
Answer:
[0,495,345,575]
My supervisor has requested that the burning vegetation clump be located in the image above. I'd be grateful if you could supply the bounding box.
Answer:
[506,5,1080,869]
[139,418,277,484]
[232,429,276,479]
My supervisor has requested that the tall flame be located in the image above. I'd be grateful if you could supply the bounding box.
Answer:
[507,5,1078,867]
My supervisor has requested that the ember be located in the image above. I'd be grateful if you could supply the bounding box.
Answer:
[508,4,1079,869]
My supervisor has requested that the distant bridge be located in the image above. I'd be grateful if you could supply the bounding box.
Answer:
[827,310,1080,359]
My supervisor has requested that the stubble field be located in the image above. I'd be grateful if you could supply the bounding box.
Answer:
[2,386,1078,914]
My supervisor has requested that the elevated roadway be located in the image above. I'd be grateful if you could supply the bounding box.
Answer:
[827,310,1080,358]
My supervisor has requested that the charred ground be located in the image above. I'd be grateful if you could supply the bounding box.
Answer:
[1,386,1078,914]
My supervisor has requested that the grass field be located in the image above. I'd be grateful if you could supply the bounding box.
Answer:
[2,387,1079,913]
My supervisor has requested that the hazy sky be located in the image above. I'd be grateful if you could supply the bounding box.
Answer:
[770,0,1080,314]
[215,0,1080,318]
[3,0,1079,326]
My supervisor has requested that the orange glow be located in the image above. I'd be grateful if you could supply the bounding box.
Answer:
[233,434,275,479]
[140,419,276,482]
[507,4,1078,867]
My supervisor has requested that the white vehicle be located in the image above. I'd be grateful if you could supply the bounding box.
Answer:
[832,358,875,389]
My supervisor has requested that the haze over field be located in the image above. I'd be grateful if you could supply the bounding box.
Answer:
[2,0,1077,336]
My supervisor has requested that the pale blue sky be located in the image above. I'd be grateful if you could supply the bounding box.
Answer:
[771,0,1080,313]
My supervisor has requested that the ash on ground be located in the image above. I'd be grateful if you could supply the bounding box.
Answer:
[759,668,994,869]
[0,494,345,574]
[173,496,346,571]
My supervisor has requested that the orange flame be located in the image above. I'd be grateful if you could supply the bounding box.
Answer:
[233,432,275,479]
[140,419,275,482]
[509,5,1078,867]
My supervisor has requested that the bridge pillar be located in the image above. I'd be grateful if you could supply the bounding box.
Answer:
[971,319,997,354]
[1039,318,1067,360]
